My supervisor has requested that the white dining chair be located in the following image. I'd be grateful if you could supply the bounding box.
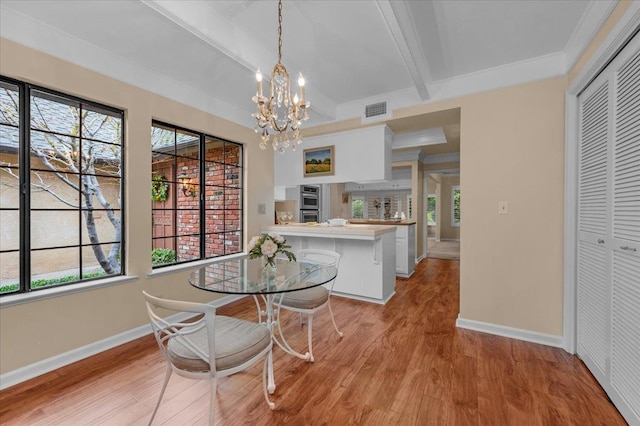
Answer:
[273,249,343,362]
[142,291,274,426]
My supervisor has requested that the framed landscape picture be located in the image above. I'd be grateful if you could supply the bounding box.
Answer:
[303,145,334,177]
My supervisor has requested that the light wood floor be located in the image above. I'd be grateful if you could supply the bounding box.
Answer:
[0,259,625,425]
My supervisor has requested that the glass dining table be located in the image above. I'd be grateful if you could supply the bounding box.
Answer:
[188,256,337,393]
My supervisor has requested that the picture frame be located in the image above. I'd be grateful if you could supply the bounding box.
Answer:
[303,145,334,177]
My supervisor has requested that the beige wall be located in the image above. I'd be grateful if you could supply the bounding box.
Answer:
[304,76,568,336]
[0,38,275,374]
[440,175,461,240]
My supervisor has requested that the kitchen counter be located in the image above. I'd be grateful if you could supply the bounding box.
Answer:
[263,223,396,240]
[261,223,396,304]
[348,219,416,226]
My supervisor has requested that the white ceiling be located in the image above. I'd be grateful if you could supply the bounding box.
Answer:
[0,0,616,149]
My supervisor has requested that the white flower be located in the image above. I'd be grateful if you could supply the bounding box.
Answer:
[248,236,260,251]
[269,233,284,244]
[261,239,278,257]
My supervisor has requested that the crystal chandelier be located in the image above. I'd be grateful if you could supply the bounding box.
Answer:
[252,0,310,153]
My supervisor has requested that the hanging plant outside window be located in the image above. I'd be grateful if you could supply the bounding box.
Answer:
[151,174,169,202]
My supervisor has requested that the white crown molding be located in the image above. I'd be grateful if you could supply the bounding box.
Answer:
[428,51,567,102]
[456,316,564,349]
[332,52,568,126]
[0,294,245,390]
[564,0,618,73]
[0,4,252,128]
[569,1,640,95]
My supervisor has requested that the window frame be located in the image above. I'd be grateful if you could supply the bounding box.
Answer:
[151,120,244,268]
[451,185,461,227]
[0,75,126,297]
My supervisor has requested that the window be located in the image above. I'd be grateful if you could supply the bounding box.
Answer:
[151,121,243,267]
[0,77,125,296]
[427,194,436,225]
[351,195,364,219]
[451,185,461,227]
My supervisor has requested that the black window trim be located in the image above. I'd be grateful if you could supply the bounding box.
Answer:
[0,75,126,297]
[151,119,244,269]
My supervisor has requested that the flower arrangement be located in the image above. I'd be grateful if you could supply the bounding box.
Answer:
[248,233,296,266]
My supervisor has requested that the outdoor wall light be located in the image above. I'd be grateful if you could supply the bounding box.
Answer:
[177,174,196,197]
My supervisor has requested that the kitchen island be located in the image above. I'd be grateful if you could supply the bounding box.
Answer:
[349,220,416,277]
[261,224,396,304]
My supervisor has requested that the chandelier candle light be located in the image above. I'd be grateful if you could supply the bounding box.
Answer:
[252,0,310,153]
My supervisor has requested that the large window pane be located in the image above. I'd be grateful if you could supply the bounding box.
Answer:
[31,91,79,135]
[0,252,19,294]
[152,121,243,268]
[0,210,19,251]
[0,81,19,127]
[31,247,80,289]
[82,209,122,245]
[82,243,119,277]
[0,165,20,208]
[0,123,18,151]
[82,108,122,144]
[1,77,125,297]
[31,210,79,249]
[30,170,80,208]
[81,141,122,177]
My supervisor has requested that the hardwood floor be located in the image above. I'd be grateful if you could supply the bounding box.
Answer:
[0,259,626,425]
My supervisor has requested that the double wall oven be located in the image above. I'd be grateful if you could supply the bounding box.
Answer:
[300,185,320,223]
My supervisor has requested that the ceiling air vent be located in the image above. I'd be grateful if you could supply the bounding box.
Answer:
[362,100,391,123]
[365,101,387,118]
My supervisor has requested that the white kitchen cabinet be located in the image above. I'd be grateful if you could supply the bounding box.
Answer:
[395,224,415,278]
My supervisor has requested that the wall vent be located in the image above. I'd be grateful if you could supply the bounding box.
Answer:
[365,101,387,118]
[362,100,391,123]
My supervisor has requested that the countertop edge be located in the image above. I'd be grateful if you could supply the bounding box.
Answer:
[262,224,396,239]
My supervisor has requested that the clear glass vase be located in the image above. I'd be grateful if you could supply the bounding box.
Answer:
[262,257,277,283]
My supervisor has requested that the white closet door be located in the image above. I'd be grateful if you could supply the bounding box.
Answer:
[577,77,611,380]
[611,45,640,421]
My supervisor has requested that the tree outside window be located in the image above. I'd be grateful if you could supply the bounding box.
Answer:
[0,78,124,296]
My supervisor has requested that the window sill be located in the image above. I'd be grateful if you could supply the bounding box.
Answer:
[146,252,248,278]
[0,275,140,309]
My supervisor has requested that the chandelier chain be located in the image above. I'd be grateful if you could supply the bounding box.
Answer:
[277,0,283,64]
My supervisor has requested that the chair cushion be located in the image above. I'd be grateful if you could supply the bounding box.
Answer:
[277,286,329,310]
[167,316,270,372]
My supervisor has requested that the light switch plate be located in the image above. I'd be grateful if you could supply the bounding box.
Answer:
[258,203,266,215]
[498,201,509,215]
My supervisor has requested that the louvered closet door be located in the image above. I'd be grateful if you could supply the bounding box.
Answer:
[611,43,640,421]
[577,76,611,382]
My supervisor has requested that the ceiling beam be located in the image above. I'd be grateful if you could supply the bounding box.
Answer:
[376,0,432,101]
[140,0,336,121]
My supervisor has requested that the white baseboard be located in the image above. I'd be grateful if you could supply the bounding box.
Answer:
[455,315,564,349]
[0,294,245,391]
